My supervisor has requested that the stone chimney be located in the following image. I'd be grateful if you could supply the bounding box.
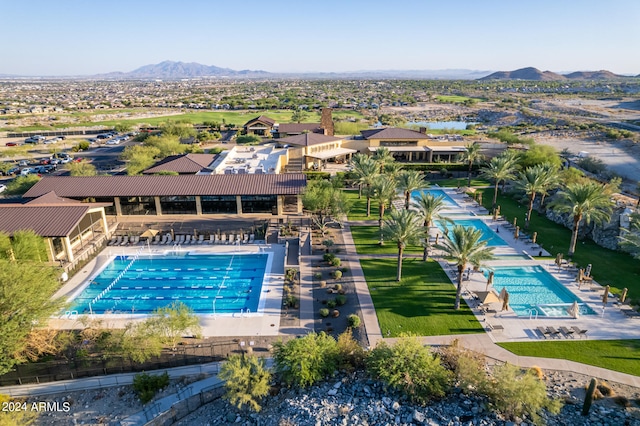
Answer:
[320,108,334,136]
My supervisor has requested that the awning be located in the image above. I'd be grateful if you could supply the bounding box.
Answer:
[429,146,467,152]
[307,147,357,160]
[367,146,430,152]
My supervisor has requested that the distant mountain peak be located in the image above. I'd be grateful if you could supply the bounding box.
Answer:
[102,60,270,79]
[478,66,628,81]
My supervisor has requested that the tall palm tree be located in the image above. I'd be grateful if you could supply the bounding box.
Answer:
[515,165,547,229]
[480,155,518,211]
[462,142,483,186]
[537,162,561,209]
[350,154,379,216]
[436,225,495,310]
[397,170,426,209]
[549,181,614,256]
[413,192,447,261]
[371,178,398,230]
[382,209,423,281]
[372,147,395,173]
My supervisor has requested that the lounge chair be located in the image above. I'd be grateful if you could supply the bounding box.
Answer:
[214,234,220,244]
[534,327,548,339]
[242,234,248,244]
[486,323,504,332]
[184,235,192,244]
[559,326,575,338]
[120,236,129,246]
[536,326,552,339]
[131,236,140,245]
[571,326,588,338]
[228,234,235,244]
[152,235,161,245]
[236,234,241,244]
[547,326,562,338]
[108,236,117,246]
[248,234,255,243]
[621,308,640,318]
[221,234,228,244]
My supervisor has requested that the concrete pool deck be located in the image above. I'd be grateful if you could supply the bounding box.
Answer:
[48,243,291,338]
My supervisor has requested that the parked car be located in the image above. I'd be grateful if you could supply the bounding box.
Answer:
[20,167,34,176]
[5,142,19,147]
[19,160,29,166]
[0,184,6,194]
[33,135,46,141]
[106,139,121,145]
[39,158,51,165]
[43,139,58,144]
[7,167,19,175]
[33,166,48,174]
[96,134,110,140]
[49,158,60,165]
[24,137,39,144]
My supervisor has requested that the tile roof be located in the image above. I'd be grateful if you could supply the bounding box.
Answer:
[143,153,217,174]
[0,205,93,237]
[277,123,322,134]
[244,115,276,126]
[277,133,343,147]
[360,127,430,140]
[24,174,307,198]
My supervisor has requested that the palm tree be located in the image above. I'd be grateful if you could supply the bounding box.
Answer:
[515,165,547,229]
[371,178,398,230]
[436,225,495,310]
[537,163,560,209]
[413,192,447,261]
[549,181,614,256]
[480,155,518,211]
[397,170,426,209]
[462,142,483,186]
[619,212,640,259]
[350,154,379,216]
[372,147,395,173]
[382,209,423,281]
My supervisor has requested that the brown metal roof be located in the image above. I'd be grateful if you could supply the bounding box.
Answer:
[143,153,216,174]
[361,127,430,140]
[24,174,307,198]
[244,115,276,127]
[277,133,342,147]
[277,123,321,134]
[0,205,92,237]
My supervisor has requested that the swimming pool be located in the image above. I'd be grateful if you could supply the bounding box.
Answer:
[437,219,508,247]
[411,189,459,208]
[485,265,595,317]
[69,252,270,315]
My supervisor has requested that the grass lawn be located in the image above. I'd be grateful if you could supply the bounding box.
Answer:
[350,226,423,256]
[478,190,640,299]
[344,190,388,222]
[433,177,491,188]
[436,95,482,103]
[360,258,484,337]
[499,340,640,377]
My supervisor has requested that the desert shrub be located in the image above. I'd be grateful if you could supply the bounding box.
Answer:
[330,257,341,267]
[236,135,262,145]
[323,253,336,263]
[339,267,349,273]
[333,283,342,291]
[284,294,298,308]
[0,394,39,425]
[219,354,271,412]
[319,280,327,288]
[313,272,322,280]
[439,339,489,395]
[597,381,615,397]
[613,395,630,407]
[347,314,361,328]
[577,156,607,175]
[272,332,339,388]
[333,270,342,280]
[366,337,451,404]
[335,295,347,306]
[487,363,562,423]
[529,366,545,380]
[133,372,170,404]
[327,300,337,309]
[319,308,330,318]
[336,329,365,370]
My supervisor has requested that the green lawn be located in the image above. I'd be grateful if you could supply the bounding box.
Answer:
[360,258,484,336]
[344,189,388,222]
[433,177,491,188]
[499,340,640,377]
[351,226,423,256]
[436,95,482,103]
[479,190,640,299]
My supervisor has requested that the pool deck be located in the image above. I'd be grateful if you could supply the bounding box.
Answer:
[48,243,291,338]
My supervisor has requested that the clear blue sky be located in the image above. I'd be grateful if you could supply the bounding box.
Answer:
[3,0,639,76]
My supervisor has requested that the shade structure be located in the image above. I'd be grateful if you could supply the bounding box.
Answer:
[602,285,610,305]
[514,226,520,240]
[513,217,517,227]
[568,301,580,319]
[532,232,537,244]
[476,290,500,305]
[140,229,160,238]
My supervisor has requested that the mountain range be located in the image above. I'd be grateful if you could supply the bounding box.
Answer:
[1,62,637,80]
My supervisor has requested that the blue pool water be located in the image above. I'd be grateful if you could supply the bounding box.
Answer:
[412,189,459,208]
[436,219,508,247]
[69,253,269,314]
[486,265,595,317]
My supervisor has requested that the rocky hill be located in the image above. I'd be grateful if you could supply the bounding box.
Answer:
[99,61,270,79]
[479,67,628,81]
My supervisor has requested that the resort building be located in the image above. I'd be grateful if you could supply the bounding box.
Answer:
[142,153,217,175]
[243,115,276,136]
[277,133,356,171]
[209,145,287,175]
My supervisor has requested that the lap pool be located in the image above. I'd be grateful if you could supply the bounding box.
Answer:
[68,252,271,315]
[412,189,459,208]
[485,265,596,317]
[437,219,508,247]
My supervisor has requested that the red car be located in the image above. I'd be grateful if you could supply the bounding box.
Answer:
[5,142,18,147]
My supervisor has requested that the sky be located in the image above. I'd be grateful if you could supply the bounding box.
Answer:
[3,0,639,76]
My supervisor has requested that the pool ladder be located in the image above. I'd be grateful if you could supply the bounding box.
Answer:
[527,307,539,320]
[88,247,145,311]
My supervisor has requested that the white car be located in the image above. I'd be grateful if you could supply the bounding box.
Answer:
[43,139,58,144]
[0,184,6,193]
[106,139,121,145]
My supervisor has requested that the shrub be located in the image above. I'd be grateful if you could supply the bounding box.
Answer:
[76,140,90,151]
[236,135,262,145]
[336,329,365,370]
[284,295,298,308]
[323,253,336,263]
[333,283,342,291]
[272,332,339,388]
[347,314,361,328]
[367,337,452,404]
[327,300,337,309]
[219,354,271,412]
[133,372,170,404]
[330,257,341,267]
[339,267,349,273]
[333,270,342,280]
[335,295,347,306]
[319,308,330,318]
[319,280,327,288]
[313,272,322,280]
[439,339,489,395]
[597,381,615,397]
[487,363,562,423]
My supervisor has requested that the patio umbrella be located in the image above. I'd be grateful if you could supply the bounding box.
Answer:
[532,232,537,244]
[493,205,501,221]
[478,192,483,204]
[501,291,510,311]
[513,217,517,227]
[499,287,507,302]
[621,287,628,304]
[602,285,610,306]
[568,301,580,319]
[476,290,500,305]
[555,253,563,268]
[140,229,160,239]
[486,271,495,290]
[514,226,520,240]
[170,228,175,240]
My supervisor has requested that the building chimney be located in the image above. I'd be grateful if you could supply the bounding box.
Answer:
[419,127,427,134]
[320,108,334,136]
